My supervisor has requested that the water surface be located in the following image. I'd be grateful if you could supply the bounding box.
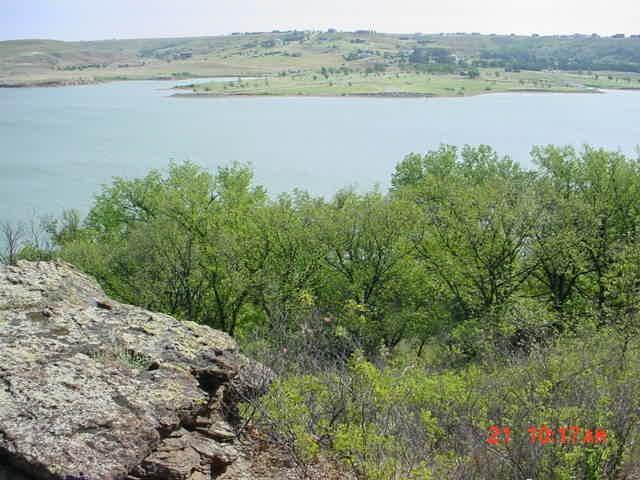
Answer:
[1,81,640,224]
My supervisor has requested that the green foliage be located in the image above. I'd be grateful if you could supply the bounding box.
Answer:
[253,330,640,479]
[475,35,640,72]
[531,145,640,319]
[313,189,417,351]
[31,143,640,477]
[55,161,269,334]
[45,144,640,357]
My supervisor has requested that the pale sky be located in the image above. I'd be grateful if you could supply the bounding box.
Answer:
[1,0,639,41]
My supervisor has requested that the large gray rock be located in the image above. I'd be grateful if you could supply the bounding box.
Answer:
[0,261,272,480]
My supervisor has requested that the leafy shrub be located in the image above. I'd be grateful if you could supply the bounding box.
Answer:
[248,328,640,479]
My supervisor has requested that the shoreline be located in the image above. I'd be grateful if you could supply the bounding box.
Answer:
[171,87,606,100]
[0,78,98,88]
[0,73,245,89]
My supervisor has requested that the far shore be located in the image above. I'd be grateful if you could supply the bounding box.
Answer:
[172,69,640,99]
[170,88,608,100]
[0,73,244,89]
[4,74,640,101]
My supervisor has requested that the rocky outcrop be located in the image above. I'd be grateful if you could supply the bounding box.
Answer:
[0,261,273,480]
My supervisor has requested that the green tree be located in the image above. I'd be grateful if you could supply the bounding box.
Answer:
[531,145,640,322]
[393,145,539,352]
[56,162,269,335]
[313,189,416,351]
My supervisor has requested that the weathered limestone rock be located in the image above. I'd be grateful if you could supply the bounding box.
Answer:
[0,261,271,480]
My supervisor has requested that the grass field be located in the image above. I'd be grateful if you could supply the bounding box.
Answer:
[177,69,640,98]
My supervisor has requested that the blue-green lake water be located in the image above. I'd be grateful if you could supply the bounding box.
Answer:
[1,81,640,224]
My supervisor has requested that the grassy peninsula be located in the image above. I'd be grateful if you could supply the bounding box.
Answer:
[178,69,638,97]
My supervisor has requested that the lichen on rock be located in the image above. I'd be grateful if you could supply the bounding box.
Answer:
[0,261,272,480]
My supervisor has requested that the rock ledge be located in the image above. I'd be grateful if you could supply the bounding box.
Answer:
[0,261,271,480]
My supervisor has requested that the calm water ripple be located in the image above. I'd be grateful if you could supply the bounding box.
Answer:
[1,81,639,223]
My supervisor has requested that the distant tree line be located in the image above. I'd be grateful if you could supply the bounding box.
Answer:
[473,36,640,72]
[401,36,640,74]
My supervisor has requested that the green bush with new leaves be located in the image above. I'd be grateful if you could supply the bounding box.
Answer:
[252,328,640,479]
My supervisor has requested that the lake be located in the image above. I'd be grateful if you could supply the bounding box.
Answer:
[1,81,640,225]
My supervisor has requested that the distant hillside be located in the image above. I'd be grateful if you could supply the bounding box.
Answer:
[2,31,640,86]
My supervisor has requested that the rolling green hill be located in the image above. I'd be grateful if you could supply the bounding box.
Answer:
[2,31,640,93]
